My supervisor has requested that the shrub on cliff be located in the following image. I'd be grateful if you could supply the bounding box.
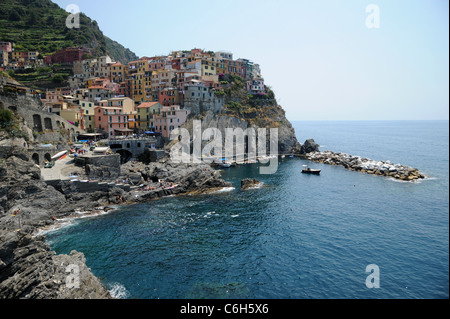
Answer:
[0,109,13,129]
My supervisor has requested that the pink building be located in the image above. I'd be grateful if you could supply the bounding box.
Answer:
[153,105,190,138]
[94,97,135,137]
[91,78,120,95]
[0,42,12,52]
[95,106,133,138]
[247,78,265,95]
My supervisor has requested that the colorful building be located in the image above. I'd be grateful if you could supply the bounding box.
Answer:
[247,78,266,95]
[153,105,190,138]
[159,87,181,106]
[132,62,153,103]
[110,62,127,83]
[44,47,92,65]
[95,106,134,137]
[87,86,114,102]
[136,102,162,131]
[0,42,12,52]
[78,100,96,132]
[201,59,216,76]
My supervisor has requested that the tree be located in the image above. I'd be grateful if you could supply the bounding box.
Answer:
[9,10,21,22]
[52,74,65,84]
[26,11,38,27]
[0,109,13,129]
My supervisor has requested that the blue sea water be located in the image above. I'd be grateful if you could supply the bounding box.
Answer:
[46,121,449,299]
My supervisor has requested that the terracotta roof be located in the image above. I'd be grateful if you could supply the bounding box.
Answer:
[137,102,159,108]
[88,86,111,90]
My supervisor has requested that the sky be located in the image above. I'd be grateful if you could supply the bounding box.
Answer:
[53,0,449,121]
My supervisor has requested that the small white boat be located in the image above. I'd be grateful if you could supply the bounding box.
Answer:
[94,147,110,153]
[219,162,231,168]
[51,150,67,160]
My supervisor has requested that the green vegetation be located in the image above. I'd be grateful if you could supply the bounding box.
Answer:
[9,65,72,87]
[220,75,284,128]
[0,109,29,141]
[0,109,13,129]
[0,0,138,62]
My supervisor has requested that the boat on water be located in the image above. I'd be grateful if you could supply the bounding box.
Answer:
[302,168,321,175]
[219,162,231,168]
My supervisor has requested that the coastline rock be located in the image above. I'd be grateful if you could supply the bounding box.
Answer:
[300,139,320,155]
[0,230,112,299]
[307,151,426,182]
[0,150,114,299]
[121,160,232,196]
[241,178,261,190]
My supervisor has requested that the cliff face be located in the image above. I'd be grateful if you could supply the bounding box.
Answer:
[181,110,300,156]
[179,75,301,156]
[0,148,113,299]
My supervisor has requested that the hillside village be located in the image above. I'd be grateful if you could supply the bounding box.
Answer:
[1,43,268,140]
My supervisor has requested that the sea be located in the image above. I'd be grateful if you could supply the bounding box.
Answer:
[46,121,449,299]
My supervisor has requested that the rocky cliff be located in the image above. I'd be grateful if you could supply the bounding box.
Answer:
[0,147,113,299]
[175,75,303,157]
[0,143,232,299]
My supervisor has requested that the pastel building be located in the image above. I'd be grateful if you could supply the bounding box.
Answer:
[60,107,84,129]
[247,78,266,95]
[79,100,96,132]
[95,105,134,137]
[159,87,181,106]
[136,102,163,131]
[88,86,114,102]
[153,105,190,138]
[0,42,13,52]
[110,62,127,83]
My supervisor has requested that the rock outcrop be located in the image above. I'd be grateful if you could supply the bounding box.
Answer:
[120,160,233,197]
[300,139,320,155]
[174,110,301,157]
[241,178,262,190]
[0,230,112,299]
[0,148,113,299]
[307,151,426,181]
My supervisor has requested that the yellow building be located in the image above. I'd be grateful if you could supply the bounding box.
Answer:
[109,62,127,83]
[201,58,216,76]
[127,111,138,130]
[133,61,153,103]
[60,107,84,129]
[136,102,162,130]
[78,100,96,132]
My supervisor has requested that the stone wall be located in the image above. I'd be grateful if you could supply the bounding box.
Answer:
[0,94,84,144]
[45,179,131,193]
[74,154,121,178]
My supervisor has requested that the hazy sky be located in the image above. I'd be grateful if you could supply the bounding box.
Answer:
[53,0,449,121]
